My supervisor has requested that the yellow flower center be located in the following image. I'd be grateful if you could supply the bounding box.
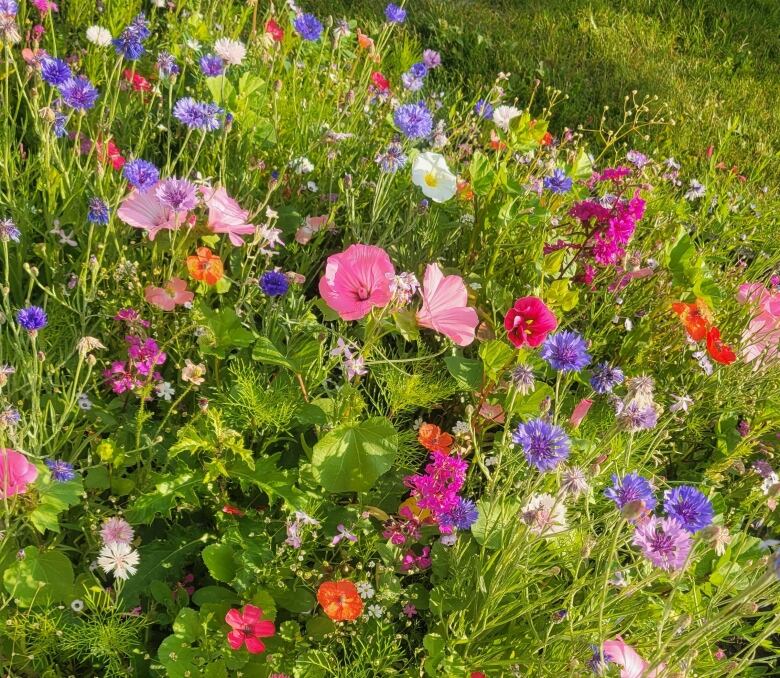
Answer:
[423,172,439,188]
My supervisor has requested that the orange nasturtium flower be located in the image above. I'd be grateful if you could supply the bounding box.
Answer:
[671,300,712,341]
[187,247,224,286]
[417,423,453,454]
[706,327,737,365]
[317,581,363,621]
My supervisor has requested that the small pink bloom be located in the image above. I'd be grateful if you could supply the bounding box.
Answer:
[225,604,275,654]
[295,214,329,245]
[144,278,194,311]
[318,244,395,320]
[569,398,593,428]
[201,186,256,246]
[0,448,38,499]
[100,516,134,546]
[416,263,478,346]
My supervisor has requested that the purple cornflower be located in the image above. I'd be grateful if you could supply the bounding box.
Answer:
[53,111,67,138]
[422,49,441,69]
[87,197,109,225]
[540,331,591,373]
[155,178,198,212]
[375,142,407,173]
[474,99,494,119]
[587,646,613,675]
[156,51,179,78]
[626,149,650,168]
[589,362,624,394]
[510,365,536,394]
[512,418,570,472]
[59,76,99,110]
[401,72,424,92]
[440,497,479,530]
[293,13,323,41]
[40,57,71,86]
[199,53,224,77]
[259,271,289,297]
[173,98,223,131]
[385,3,407,23]
[122,159,159,192]
[0,217,20,242]
[663,486,714,533]
[16,305,47,332]
[616,401,658,432]
[543,168,573,194]
[0,406,20,428]
[0,0,18,16]
[604,472,657,512]
[45,458,76,482]
[113,13,149,60]
[633,516,692,571]
[394,102,433,140]
[408,62,428,79]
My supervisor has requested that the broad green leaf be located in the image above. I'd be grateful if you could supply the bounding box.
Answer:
[173,607,202,643]
[479,340,514,382]
[274,584,316,613]
[3,546,75,606]
[471,498,520,549]
[157,635,201,678]
[444,356,483,390]
[202,543,236,583]
[125,471,204,524]
[228,453,305,509]
[469,150,495,196]
[197,303,254,358]
[29,476,82,533]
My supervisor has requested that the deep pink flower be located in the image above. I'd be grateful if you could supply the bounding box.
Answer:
[201,186,256,246]
[0,449,38,499]
[416,263,478,346]
[225,604,275,654]
[503,296,557,348]
[144,278,194,311]
[318,244,395,320]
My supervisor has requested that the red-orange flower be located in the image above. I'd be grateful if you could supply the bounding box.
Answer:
[265,19,284,42]
[706,327,736,365]
[417,423,453,454]
[187,247,224,286]
[672,300,711,341]
[371,71,390,93]
[317,581,363,621]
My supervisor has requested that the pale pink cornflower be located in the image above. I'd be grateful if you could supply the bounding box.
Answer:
[100,516,134,546]
[214,38,246,66]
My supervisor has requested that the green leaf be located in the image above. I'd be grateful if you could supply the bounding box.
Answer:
[192,586,239,606]
[173,607,202,643]
[469,150,495,196]
[197,303,254,358]
[228,453,305,509]
[252,336,297,370]
[569,147,593,180]
[312,417,398,493]
[393,308,420,341]
[3,546,75,606]
[205,75,236,107]
[125,471,204,524]
[157,635,201,678]
[471,498,521,549]
[478,340,514,382]
[444,356,483,390]
[274,584,316,613]
[510,383,554,417]
[306,615,336,640]
[202,543,236,583]
[29,476,82,533]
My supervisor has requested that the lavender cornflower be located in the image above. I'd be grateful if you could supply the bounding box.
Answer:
[53,111,67,138]
[156,51,179,78]
[122,159,159,192]
[0,406,20,428]
[385,3,407,23]
[616,401,658,432]
[293,13,323,41]
[684,179,706,201]
[40,57,72,86]
[199,53,224,77]
[663,486,714,533]
[587,646,613,675]
[16,305,47,332]
[401,72,424,92]
[540,331,591,373]
[626,149,650,168]
[45,458,76,482]
[113,13,149,60]
[0,0,18,16]
[173,98,223,131]
[155,178,198,212]
[389,271,419,305]
[58,76,99,110]
[632,516,692,571]
[589,362,624,394]
[394,102,433,140]
[375,141,407,173]
[604,472,657,512]
[510,365,535,395]
[259,270,289,297]
[440,497,479,530]
[422,49,441,69]
[560,466,589,497]
[0,217,20,242]
[474,99,494,119]
[512,418,570,472]
[408,62,428,79]
[543,168,573,194]
[87,198,109,225]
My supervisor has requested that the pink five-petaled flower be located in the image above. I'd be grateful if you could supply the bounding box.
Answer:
[416,263,478,346]
[225,604,275,654]
[737,282,780,365]
[318,244,395,320]
[144,278,194,311]
[117,183,188,241]
[504,296,557,348]
[601,636,665,678]
[0,448,38,499]
[201,186,257,246]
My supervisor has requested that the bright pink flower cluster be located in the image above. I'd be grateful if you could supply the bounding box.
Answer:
[103,312,166,394]
[382,503,425,545]
[400,546,431,572]
[404,451,468,520]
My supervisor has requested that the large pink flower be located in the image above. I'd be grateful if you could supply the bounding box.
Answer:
[602,637,664,678]
[318,244,395,320]
[201,186,257,246]
[416,263,478,346]
[225,604,275,654]
[117,183,184,240]
[737,283,780,365]
[0,449,38,499]
[144,278,194,311]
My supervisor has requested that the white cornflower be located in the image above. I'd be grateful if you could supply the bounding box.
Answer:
[77,336,106,356]
[761,473,779,496]
[214,37,246,66]
[155,381,175,401]
[521,493,567,536]
[86,26,112,47]
[97,542,140,580]
[492,104,521,132]
[356,582,375,599]
[290,156,314,174]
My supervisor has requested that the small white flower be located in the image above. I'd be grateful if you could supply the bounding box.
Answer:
[77,393,93,411]
[439,533,457,546]
[214,37,246,66]
[290,156,314,174]
[306,181,318,193]
[155,381,175,401]
[521,493,567,535]
[97,542,140,580]
[492,104,521,132]
[86,26,112,47]
[411,151,457,203]
[366,604,384,618]
[669,394,694,414]
[452,421,470,436]
[186,38,202,51]
[761,473,779,496]
[356,582,375,599]
[70,599,85,612]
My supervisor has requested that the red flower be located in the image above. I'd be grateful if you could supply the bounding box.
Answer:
[540,131,553,146]
[123,69,152,93]
[317,581,363,621]
[706,327,736,365]
[417,423,453,454]
[371,71,390,93]
[225,604,274,653]
[95,137,125,171]
[222,505,244,516]
[671,301,711,341]
[504,296,558,348]
[265,19,284,42]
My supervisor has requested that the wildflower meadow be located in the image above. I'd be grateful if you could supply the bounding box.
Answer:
[1,1,780,676]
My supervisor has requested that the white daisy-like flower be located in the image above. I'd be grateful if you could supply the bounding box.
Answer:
[411,151,456,203]
[452,421,470,436]
[70,599,85,612]
[86,26,112,47]
[98,542,140,580]
[356,581,375,599]
[366,604,384,618]
[214,37,246,66]
[155,381,175,401]
[492,104,521,132]
[290,157,314,174]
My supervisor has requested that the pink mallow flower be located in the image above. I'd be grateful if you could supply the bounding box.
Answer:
[601,636,665,678]
[225,604,275,654]
[737,282,780,365]
[416,263,478,346]
[201,186,257,246]
[144,278,195,311]
[318,244,395,320]
[117,183,194,241]
[0,449,38,499]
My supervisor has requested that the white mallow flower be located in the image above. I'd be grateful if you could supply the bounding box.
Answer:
[86,26,112,47]
[214,38,247,66]
[411,152,457,203]
[492,104,521,132]
[98,542,140,580]
[521,493,567,536]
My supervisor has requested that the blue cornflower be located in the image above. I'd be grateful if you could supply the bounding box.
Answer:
[589,362,624,394]
[543,168,573,194]
[53,111,67,138]
[293,13,323,42]
[604,471,657,512]
[663,486,714,533]
[0,0,18,16]
[40,57,72,86]
[0,218,20,242]
[375,142,407,173]
[173,97,223,131]
[474,99,494,119]
[113,13,150,60]
[259,271,289,297]
[587,646,614,674]
[540,331,591,373]
[441,497,479,530]
[200,53,224,77]
[87,197,109,225]
[16,305,47,332]
[408,62,428,79]
[385,3,407,23]
[45,458,76,482]
[123,159,159,192]
[512,418,570,472]
[393,102,433,140]
[156,51,180,78]
[58,76,99,111]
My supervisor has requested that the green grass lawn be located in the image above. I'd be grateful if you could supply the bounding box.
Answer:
[311,0,780,179]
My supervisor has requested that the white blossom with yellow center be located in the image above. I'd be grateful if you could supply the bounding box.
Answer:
[411,151,457,203]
